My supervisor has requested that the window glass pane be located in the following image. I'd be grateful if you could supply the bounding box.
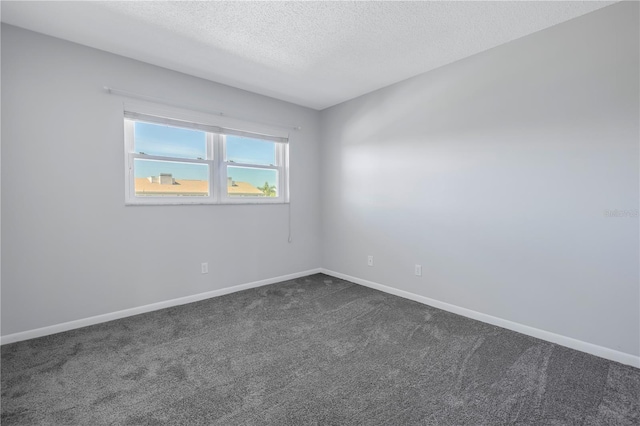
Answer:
[225,135,276,166]
[134,159,209,197]
[227,166,278,197]
[134,121,207,160]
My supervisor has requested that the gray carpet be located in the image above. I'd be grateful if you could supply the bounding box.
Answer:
[2,273,639,425]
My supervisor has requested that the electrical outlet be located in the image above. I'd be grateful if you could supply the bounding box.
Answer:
[415,264,422,276]
[367,255,374,266]
[201,262,209,274]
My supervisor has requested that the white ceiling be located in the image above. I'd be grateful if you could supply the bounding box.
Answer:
[1,1,615,110]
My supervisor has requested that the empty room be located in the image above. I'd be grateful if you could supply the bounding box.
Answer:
[1,1,638,424]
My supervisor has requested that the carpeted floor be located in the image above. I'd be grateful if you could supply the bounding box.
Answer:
[1,273,639,425]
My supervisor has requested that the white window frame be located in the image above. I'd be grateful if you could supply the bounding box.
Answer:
[220,136,288,205]
[123,102,289,206]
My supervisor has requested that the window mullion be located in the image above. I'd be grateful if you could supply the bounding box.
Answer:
[207,132,216,203]
[215,133,225,203]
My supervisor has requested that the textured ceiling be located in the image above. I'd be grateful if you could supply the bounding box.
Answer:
[1,1,616,110]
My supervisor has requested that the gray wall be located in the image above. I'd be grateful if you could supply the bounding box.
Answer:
[1,25,321,336]
[320,2,639,357]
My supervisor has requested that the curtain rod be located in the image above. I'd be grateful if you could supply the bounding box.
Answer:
[103,86,302,131]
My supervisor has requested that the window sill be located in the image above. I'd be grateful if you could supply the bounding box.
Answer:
[125,199,289,206]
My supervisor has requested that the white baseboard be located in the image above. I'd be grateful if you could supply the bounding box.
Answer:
[321,269,640,369]
[0,268,323,346]
[4,267,638,369]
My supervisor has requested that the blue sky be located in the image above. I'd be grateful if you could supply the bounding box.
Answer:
[134,122,277,188]
[134,122,206,160]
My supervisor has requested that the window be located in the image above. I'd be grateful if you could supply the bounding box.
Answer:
[124,107,289,205]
